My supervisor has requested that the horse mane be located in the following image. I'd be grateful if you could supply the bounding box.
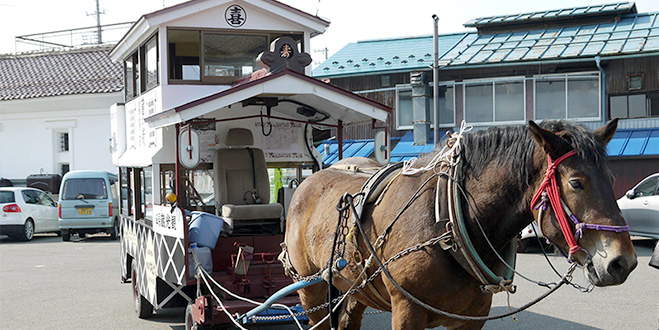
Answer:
[416,120,610,191]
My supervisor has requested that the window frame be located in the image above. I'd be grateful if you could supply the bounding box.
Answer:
[123,32,159,101]
[609,92,659,119]
[627,73,644,91]
[533,72,601,121]
[461,76,527,126]
[166,27,304,85]
[37,191,56,207]
[21,190,40,205]
[142,34,159,92]
[395,82,456,130]
[59,132,69,152]
[633,176,659,197]
[119,167,133,217]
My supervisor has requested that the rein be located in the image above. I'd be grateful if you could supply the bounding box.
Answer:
[341,192,576,322]
[530,150,630,259]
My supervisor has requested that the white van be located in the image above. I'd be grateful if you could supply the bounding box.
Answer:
[58,170,119,241]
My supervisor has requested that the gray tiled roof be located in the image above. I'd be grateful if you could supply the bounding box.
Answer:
[312,34,466,78]
[0,46,122,101]
[440,11,659,67]
[464,2,636,28]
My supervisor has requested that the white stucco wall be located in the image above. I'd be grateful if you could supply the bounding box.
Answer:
[0,92,122,182]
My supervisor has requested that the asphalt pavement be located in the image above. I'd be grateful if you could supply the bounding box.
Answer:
[0,234,657,329]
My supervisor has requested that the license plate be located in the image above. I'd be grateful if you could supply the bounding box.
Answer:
[78,208,92,215]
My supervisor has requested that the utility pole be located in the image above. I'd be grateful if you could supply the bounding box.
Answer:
[313,47,329,67]
[314,47,329,60]
[87,0,105,44]
[432,14,440,147]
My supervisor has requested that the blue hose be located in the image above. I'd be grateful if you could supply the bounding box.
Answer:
[239,258,347,324]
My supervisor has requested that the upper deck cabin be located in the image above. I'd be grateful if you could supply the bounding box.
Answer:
[110,0,328,105]
[108,0,390,215]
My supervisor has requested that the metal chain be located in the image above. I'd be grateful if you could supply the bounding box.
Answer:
[249,234,448,322]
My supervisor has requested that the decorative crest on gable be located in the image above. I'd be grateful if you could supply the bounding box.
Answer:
[257,36,311,73]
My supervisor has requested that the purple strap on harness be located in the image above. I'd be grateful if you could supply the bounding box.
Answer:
[569,213,631,238]
[534,191,549,211]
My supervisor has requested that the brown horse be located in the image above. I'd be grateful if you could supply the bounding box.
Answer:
[284,119,637,330]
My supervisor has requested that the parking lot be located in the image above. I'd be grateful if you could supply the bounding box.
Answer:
[0,234,657,330]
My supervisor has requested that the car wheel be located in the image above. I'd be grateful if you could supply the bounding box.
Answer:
[19,219,35,241]
[132,260,153,318]
[62,230,70,242]
[79,232,86,238]
[110,220,119,240]
[185,301,209,330]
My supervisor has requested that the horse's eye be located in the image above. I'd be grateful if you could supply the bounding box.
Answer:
[569,180,584,190]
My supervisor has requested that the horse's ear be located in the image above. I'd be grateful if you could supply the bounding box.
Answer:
[593,118,618,146]
[528,121,565,157]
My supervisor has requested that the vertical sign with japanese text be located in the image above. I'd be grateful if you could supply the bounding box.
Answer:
[153,205,184,238]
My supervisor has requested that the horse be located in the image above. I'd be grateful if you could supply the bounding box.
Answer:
[284,119,637,330]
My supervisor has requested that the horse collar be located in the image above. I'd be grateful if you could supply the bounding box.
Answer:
[444,158,517,292]
[530,150,630,260]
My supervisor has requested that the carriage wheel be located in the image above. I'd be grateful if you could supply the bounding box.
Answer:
[185,301,209,330]
[132,260,153,318]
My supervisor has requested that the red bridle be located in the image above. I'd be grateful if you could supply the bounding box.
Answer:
[530,150,630,258]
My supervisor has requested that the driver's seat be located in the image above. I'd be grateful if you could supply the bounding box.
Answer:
[213,128,283,234]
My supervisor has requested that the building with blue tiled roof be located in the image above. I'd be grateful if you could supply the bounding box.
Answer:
[312,33,467,78]
[314,2,659,197]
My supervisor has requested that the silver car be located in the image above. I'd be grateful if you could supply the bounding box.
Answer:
[617,173,659,240]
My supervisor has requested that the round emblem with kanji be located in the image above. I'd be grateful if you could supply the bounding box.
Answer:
[225,5,246,27]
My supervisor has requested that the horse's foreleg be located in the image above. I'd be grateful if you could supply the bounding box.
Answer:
[338,296,367,330]
[445,302,488,330]
[389,295,429,330]
[298,282,330,329]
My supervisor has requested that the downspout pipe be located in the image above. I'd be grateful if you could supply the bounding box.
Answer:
[432,14,440,147]
[594,56,607,124]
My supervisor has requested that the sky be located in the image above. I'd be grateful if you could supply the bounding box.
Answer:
[1,0,659,65]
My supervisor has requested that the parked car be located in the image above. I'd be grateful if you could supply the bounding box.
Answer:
[0,187,59,240]
[58,171,119,241]
[517,221,548,253]
[617,173,659,240]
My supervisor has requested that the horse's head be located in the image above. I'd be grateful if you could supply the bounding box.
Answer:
[528,119,637,287]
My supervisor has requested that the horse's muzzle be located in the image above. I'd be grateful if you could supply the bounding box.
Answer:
[585,253,637,286]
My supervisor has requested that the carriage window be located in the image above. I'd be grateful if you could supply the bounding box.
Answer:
[123,33,158,100]
[167,28,303,85]
[203,33,267,84]
[119,167,133,217]
[143,35,159,91]
[168,29,201,81]
[142,167,153,219]
[159,164,214,213]
[124,52,139,101]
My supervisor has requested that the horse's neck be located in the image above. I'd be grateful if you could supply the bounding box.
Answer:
[461,160,541,256]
